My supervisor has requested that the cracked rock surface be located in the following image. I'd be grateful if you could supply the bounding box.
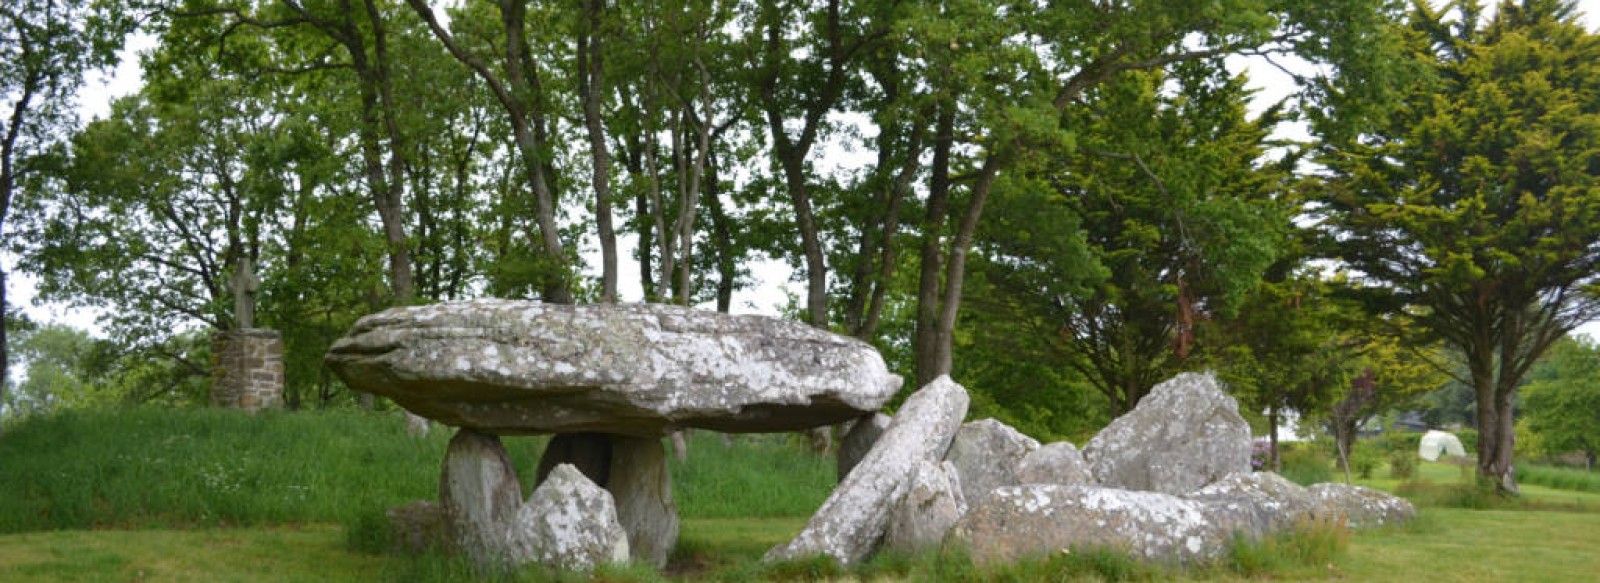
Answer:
[325,300,901,436]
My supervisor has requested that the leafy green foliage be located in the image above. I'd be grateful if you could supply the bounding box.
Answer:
[1523,336,1600,467]
[1279,443,1337,486]
[977,64,1293,415]
[1315,0,1600,489]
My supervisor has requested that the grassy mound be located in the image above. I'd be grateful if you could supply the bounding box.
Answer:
[0,407,836,533]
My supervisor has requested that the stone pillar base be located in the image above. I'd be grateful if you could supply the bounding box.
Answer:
[210,328,285,411]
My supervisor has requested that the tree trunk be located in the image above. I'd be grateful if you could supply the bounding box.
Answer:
[1474,373,1520,494]
[777,154,827,327]
[1268,406,1281,472]
[929,156,1002,381]
[704,158,736,314]
[405,0,570,304]
[913,106,955,387]
[1337,433,1353,485]
[1484,387,1519,493]
[577,0,617,303]
[1,266,8,432]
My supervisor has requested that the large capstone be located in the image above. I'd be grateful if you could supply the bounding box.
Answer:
[1082,372,1251,495]
[947,484,1233,565]
[766,376,970,566]
[324,300,902,436]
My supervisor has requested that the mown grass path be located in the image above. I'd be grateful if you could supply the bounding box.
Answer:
[1336,509,1600,583]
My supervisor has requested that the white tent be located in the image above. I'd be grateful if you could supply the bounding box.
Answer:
[1418,430,1467,461]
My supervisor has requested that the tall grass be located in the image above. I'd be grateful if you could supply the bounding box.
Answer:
[0,408,835,534]
[669,432,834,519]
[1518,464,1600,493]
[0,407,549,532]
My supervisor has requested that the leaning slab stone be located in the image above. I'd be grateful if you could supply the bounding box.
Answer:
[884,460,967,555]
[947,484,1232,565]
[1017,441,1094,486]
[1187,472,1316,540]
[324,300,902,436]
[1307,482,1417,528]
[1082,372,1251,495]
[439,429,526,570]
[766,376,970,566]
[509,464,630,572]
[944,418,1040,504]
[837,413,891,481]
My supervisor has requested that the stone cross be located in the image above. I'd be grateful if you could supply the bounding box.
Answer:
[231,257,261,329]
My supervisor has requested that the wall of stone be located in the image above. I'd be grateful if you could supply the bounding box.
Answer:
[211,329,285,411]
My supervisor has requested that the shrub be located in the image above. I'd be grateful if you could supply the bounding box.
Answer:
[1456,429,1479,455]
[1251,437,1271,471]
[1350,447,1382,479]
[1377,432,1423,456]
[1388,451,1418,479]
[1279,446,1334,486]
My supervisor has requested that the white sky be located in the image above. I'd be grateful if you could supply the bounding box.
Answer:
[12,1,1600,344]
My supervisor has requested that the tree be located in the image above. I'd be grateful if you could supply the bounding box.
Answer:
[1214,273,1354,470]
[1323,331,1447,478]
[3,324,100,418]
[404,0,575,303]
[1315,0,1600,493]
[891,0,1408,387]
[1,0,129,429]
[1038,64,1291,414]
[1523,336,1600,470]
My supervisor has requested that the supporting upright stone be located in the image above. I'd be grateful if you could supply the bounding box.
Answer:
[1082,372,1251,495]
[883,460,967,554]
[837,413,890,481]
[440,428,524,570]
[608,436,678,568]
[210,328,285,411]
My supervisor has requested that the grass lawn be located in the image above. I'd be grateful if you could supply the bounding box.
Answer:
[1336,509,1600,583]
[5,409,1600,581]
[0,525,385,583]
[6,510,1598,582]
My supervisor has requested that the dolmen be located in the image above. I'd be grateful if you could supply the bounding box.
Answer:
[325,299,901,571]
[328,299,1417,573]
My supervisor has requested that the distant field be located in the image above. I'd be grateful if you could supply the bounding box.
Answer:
[2,409,1599,581]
